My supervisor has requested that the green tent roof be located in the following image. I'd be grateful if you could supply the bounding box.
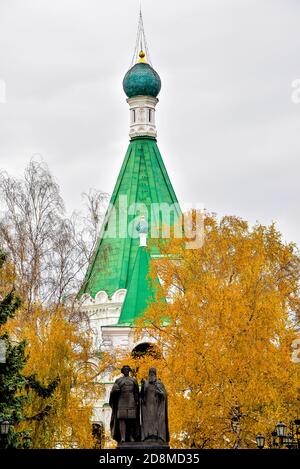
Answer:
[79,137,180,301]
[118,246,155,325]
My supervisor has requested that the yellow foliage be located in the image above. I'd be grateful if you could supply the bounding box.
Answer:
[0,253,112,448]
[0,255,17,296]
[118,214,300,448]
[4,302,106,448]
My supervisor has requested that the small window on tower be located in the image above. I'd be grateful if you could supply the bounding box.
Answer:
[132,109,136,123]
[148,108,151,122]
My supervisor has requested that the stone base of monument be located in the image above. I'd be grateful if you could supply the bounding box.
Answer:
[117,440,170,450]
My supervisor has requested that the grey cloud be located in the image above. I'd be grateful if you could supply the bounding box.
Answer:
[0,0,299,246]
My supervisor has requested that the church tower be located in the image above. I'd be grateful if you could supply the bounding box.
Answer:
[79,12,180,431]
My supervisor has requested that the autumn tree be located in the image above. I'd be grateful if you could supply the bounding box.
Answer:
[0,248,28,448]
[2,289,107,448]
[118,214,300,449]
[8,304,105,448]
[0,253,107,448]
[0,249,60,448]
[0,160,108,309]
[0,160,110,448]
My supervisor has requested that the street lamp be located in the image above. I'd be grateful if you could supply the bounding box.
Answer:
[22,435,32,448]
[271,431,278,447]
[276,421,287,438]
[275,421,287,448]
[257,420,300,449]
[294,420,300,449]
[256,434,265,449]
[0,339,6,364]
[0,421,10,435]
[285,434,293,449]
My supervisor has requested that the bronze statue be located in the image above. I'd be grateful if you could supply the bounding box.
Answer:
[109,365,140,443]
[140,368,169,443]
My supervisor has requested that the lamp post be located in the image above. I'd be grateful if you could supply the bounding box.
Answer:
[256,420,300,449]
[0,420,10,449]
[256,434,265,449]
[0,421,10,435]
[295,420,300,449]
[276,421,287,448]
[285,434,293,450]
[271,431,278,448]
[22,435,32,449]
[0,339,6,364]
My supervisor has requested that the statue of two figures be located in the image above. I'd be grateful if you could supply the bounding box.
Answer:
[109,365,169,447]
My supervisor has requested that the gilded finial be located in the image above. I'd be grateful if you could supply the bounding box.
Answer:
[138,50,146,63]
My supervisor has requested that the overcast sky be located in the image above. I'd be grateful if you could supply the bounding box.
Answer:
[0,0,300,246]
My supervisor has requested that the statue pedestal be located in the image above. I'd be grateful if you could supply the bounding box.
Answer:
[117,440,170,450]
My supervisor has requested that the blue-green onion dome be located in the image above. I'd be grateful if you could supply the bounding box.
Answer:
[123,59,161,99]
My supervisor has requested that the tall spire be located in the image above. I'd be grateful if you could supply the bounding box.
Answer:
[123,8,161,139]
[130,6,152,67]
[79,10,179,306]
